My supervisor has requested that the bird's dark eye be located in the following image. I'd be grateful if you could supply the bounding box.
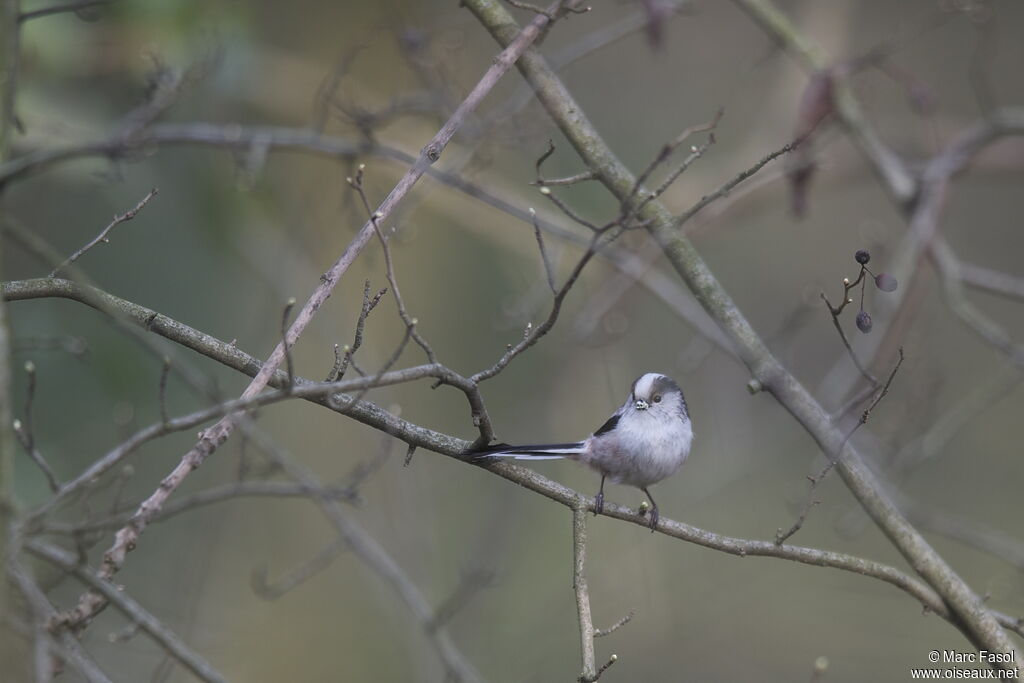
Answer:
[653,395,662,403]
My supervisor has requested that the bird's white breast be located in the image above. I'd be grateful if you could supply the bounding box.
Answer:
[584,411,693,488]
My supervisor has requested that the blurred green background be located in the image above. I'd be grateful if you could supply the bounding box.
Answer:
[4,0,1023,681]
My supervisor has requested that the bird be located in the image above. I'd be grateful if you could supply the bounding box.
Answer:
[474,372,693,530]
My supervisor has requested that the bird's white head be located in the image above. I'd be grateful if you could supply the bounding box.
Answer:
[630,372,689,421]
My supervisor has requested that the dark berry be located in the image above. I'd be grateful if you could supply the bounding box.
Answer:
[856,310,873,334]
[874,273,898,292]
[855,249,871,265]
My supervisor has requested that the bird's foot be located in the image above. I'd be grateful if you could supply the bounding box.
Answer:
[593,490,604,516]
[648,505,659,532]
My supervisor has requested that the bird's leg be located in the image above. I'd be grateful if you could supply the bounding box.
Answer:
[642,487,659,531]
[593,475,606,516]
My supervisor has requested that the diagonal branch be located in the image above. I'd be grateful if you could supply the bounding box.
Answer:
[463,0,1022,669]
[25,541,226,683]
[35,2,580,634]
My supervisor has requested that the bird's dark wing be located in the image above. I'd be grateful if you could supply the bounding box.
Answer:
[593,412,620,437]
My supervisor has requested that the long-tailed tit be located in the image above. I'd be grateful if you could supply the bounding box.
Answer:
[476,372,693,530]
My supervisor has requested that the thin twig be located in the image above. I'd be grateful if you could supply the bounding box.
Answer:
[21,358,35,452]
[246,427,483,682]
[470,229,606,383]
[10,277,1023,642]
[13,359,60,491]
[672,140,795,229]
[13,420,60,493]
[326,280,387,382]
[530,207,557,293]
[348,165,437,363]
[44,3,564,632]
[49,188,158,277]
[627,108,723,217]
[23,362,467,526]
[821,267,877,385]
[594,611,634,638]
[348,165,496,442]
[469,0,1022,667]
[8,558,114,683]
[26,541,227,683]
[19,0,115,22]
[776,348,905,545]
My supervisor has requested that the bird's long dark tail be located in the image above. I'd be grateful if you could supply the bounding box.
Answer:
[473,441,585,460]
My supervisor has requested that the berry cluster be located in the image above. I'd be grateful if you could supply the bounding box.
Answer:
[846,249,898,334]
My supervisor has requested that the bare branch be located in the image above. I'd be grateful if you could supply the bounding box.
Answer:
[627,108,723,215]
[19,0,115,22]
[6,279,1022,643]
[45,3,565,631]
[466,0,1022,666]
[26,541,227,683]
[530,207,558,293]
[8,558,113,683]
[326,280,387,382]
[49,188,158,277]
[572,505,597,682]
[594,611,634,639]
[470,230,604,383]
[13,420,59,494]
[776,348,904,545]
[12,359,60,492]
[821,268,877,385]
[672,140,794,230]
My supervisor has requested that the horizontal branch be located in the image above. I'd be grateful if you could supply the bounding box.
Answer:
[7,279,1021,641]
